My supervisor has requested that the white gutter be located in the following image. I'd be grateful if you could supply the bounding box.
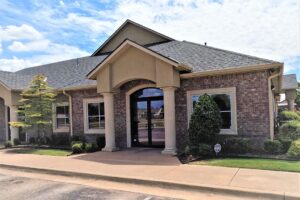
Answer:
[63,90,73,136]
[268,68,282,140]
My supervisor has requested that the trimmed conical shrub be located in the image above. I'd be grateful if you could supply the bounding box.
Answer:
[189,94,222,145]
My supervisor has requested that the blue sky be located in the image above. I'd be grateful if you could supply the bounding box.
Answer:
[0,0,299,80]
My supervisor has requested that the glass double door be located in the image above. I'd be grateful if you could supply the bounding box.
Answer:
[131,97,165,147]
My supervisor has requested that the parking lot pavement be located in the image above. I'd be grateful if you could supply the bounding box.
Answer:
[0,174,177,200]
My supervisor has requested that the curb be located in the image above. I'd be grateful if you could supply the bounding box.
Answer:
[0,164,298,200]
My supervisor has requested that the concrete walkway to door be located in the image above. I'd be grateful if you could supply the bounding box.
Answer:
[0,148,299,199]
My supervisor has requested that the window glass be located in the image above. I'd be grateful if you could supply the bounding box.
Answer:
[56,105,69,129]
[88,102,105,129]
[192,94,231,129]
[134,88,163,98]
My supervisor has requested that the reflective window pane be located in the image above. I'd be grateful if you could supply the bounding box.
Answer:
[88,116,100,129]
[88,103,99,116]
[221,112,231,129]
[191,93,232,130]
[212,94,231,111]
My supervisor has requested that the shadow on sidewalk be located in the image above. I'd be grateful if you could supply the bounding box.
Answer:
[71,148,181,166]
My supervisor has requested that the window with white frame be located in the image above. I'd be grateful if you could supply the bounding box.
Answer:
[187,87,237,135]
[83,98,105,134]
[53,103,70,132]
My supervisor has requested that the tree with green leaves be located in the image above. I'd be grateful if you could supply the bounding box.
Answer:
[189,94,222,145]
[296,82,300,109]
[10,74,56,139]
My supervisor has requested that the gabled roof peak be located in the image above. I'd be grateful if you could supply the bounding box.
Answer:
[92,19,174,56]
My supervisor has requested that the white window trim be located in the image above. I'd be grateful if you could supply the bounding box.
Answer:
[52,102,70,133]
[187,87,238,135]
[83,97,105,134]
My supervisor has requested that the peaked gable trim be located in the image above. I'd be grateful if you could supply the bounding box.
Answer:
[87,39,192,79]
[92,19,174,56]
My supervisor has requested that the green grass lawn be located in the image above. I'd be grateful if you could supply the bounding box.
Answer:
[8,148,71,156]
[192,158,300,172]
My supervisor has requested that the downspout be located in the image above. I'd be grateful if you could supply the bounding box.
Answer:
[268,68,282,141]
[63,90,73,136]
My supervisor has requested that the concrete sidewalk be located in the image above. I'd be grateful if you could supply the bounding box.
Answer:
[0,149,299,199]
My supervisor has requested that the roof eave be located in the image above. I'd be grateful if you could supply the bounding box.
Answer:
[180,63,283,79]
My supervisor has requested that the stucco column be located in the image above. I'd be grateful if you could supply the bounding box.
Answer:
[162,87,177,155]
[285,90,296,112]
[288,99,295,112]
[9,105,19,141]
[102,92,118,152]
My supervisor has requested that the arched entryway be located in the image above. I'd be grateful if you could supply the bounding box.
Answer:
[130,88,165,147]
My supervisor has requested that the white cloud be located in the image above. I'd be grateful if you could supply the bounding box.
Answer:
[98,0,300,70]
[64,13,113,35]
[59,0,65,7]
[8,39,50,52]
[0,44,89,72]
[0,24,43,41]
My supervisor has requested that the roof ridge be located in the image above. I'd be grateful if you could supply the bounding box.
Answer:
[182,40,281,64]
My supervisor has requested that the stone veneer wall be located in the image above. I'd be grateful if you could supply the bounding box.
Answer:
[0,98,6,141]
[175,70,271,150]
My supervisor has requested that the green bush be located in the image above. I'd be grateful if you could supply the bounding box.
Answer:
[279,111,300,122]
[96,136,105,150]
[71,135,86,143]
[287,139,300,159]
[29,137,36,144]
[221,138,250,154]
[4,141,13,148]
[85,143,98,153]
[198,143,213,156]
[279,120,300,140]
[279,138,292,153]
[189,94,222,145]
[51,134,70,146]
[72,143,84,154]
[13,138,20,146]
[264,140,282,154]
[71,141,86,150]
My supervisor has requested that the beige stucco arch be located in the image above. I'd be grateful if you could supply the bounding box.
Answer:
[95,45,181,93]
[87,40,189,154]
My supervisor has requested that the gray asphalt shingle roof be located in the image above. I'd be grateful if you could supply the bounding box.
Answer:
[282,74,298,90]
[13,55,106,90]
[148,41,279,72]
[0,40,281,90]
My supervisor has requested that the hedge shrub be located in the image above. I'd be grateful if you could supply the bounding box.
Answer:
[198,143,213,156]
[264,140,282,154]
[85,143,98,153]
[279,120,300,140]
[279,138,292,153]
[29,137,36,144]
[13,138,20,146]
[221,138,250,154]
[4,141,13,148]
[287,139,300,159]
[72,143,84,154]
